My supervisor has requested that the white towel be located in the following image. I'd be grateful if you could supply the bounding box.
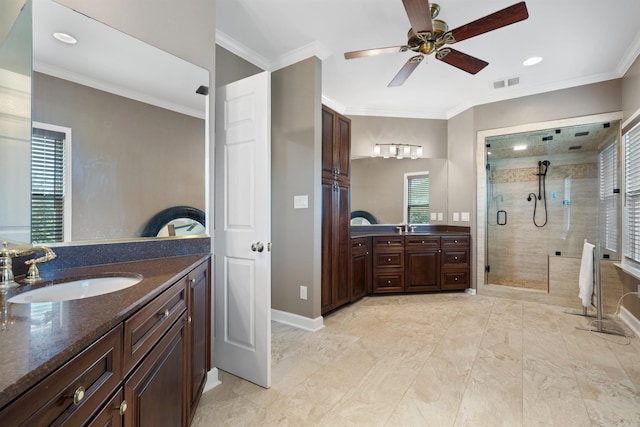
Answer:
[578,242,595,307]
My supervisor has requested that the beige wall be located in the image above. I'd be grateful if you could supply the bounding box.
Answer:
[0,0,25,45]
[215,45,262,88]
[622,55,640,126]
[271,57,322,319]
[351,157,447,225]
[33,72,205,240]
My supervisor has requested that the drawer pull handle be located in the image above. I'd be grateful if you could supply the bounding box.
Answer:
[188,315,193,323]
[388,258,392,262]
[387,280,392,284]
[116,400,128,415]
[72,386,85,405]
[358,243,363,246]
[366,251,369,255]
[454,256,458,260]
[159,309,170,319]
[190,278,196,284]
[454,277,459,281]
[387,241,391,245]
[422,240,425,244]
[454,240,458,243]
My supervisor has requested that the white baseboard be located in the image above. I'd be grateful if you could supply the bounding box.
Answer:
[465,288,477,296]
[619,306,640,338]
[271,308,324,332]
[202,368,221,393]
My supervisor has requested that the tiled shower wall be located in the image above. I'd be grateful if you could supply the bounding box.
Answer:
[487,152,598,289]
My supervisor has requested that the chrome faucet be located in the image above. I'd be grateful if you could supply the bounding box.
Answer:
[0,242,57,288]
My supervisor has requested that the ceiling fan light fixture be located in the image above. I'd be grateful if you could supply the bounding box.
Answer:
[53,32,77,45]
[523,56,542,66]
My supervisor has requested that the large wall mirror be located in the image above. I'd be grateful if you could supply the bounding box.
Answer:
[0,0,209,245]
[351,157,448,225]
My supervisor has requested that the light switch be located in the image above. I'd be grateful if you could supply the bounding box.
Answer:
[430,213,437,221]
[453,212,460,222]
[461,212,470,222]
[437,212,443,221]
[294,195,308,209]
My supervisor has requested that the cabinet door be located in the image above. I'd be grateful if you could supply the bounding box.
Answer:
[321,180,336,314]
[351,238,371,301]
[336,114,351,183]
[88,389,125,427]
[124,312,187,427]
[405,249,440,292]
[321,106,335,178]
[335,183,351,307]
[187,261,211,424]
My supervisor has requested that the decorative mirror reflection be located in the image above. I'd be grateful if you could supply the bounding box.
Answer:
[0,0,209,245]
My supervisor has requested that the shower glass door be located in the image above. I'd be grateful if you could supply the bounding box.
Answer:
[485,121,620,293]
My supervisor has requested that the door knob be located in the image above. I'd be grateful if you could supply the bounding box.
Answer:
[251,242,264,252]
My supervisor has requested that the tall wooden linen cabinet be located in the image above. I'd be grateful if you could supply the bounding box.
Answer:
[321,105,351,314]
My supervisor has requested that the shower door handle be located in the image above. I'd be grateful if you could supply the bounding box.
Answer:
[497,210,507,226]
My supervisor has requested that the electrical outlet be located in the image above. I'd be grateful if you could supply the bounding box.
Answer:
[300,286,308,300]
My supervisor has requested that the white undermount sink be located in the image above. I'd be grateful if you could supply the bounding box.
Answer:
[8,274,143,304]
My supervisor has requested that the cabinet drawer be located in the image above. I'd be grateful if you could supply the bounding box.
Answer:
[0,325,123,426]
[441,270,469,289]
[373,272,404,293]
[442,250,469,266]
[351,237,370,256]
[124,277,187,374]
[374,252,403,268]
[88,388,125,427]
[441,236,470,248]
[405,236,440,248]
[373,236,404,249]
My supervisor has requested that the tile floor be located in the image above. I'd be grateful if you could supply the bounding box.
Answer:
[192,293,640,426]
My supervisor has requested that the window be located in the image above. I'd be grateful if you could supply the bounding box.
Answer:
[599,140,618,254]
[405,172,429,224]
[31,123,72,243]
[624,122,640,264]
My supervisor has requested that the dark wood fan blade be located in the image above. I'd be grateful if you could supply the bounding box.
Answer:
[448,2,528,43]
[402,0,433,34]
[344,46,408,60]
[388,55,424,87]
[436,48,488,74]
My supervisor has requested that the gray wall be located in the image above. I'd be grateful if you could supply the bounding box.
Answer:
[271,57,322,319]
[215,45,262,88]
[33,72,205,240]
[351,157,447,224]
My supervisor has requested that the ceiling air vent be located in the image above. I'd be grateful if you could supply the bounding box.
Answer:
[492,76,520,89]
[542,136,554,141]
[575,131,589,137]
[569,145,582,150]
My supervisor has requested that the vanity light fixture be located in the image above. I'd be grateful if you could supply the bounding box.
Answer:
[372,143,423,159]
[53,32,77,45]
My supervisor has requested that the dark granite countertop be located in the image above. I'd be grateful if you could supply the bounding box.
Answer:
[351,225,471,239]
[0,254,209,409]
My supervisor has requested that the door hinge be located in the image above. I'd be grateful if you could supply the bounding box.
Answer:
[485,265,490,273]
[486,163,491,171]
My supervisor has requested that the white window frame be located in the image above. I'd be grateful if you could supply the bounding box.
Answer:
[403,171,429,225]
[32,122,72,243]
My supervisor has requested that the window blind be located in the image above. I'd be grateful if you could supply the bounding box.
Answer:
[624,123,640,263]
[407,175,429,224]
[31,129,66,243]
[599,141,618,252]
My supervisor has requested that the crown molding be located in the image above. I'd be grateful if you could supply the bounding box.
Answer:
[215,30,272,71]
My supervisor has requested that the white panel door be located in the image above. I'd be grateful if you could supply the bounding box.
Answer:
[214,71,271,388]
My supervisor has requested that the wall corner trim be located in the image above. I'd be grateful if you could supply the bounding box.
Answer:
[202,368,221,393]
[271,309,325,332]
[618,306,640,338]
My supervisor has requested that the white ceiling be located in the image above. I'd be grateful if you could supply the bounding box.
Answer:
[216,0,640,120]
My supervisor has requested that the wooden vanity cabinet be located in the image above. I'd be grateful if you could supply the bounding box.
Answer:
[441,236,470,290]
[0,259,211,427]
[405,236,441,292]
[350,237,371,301]
[372,236,404,293]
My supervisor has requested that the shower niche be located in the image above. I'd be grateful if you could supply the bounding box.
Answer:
[485,120,620,293]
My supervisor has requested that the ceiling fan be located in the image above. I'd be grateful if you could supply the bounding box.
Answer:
[344,0,529,86]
